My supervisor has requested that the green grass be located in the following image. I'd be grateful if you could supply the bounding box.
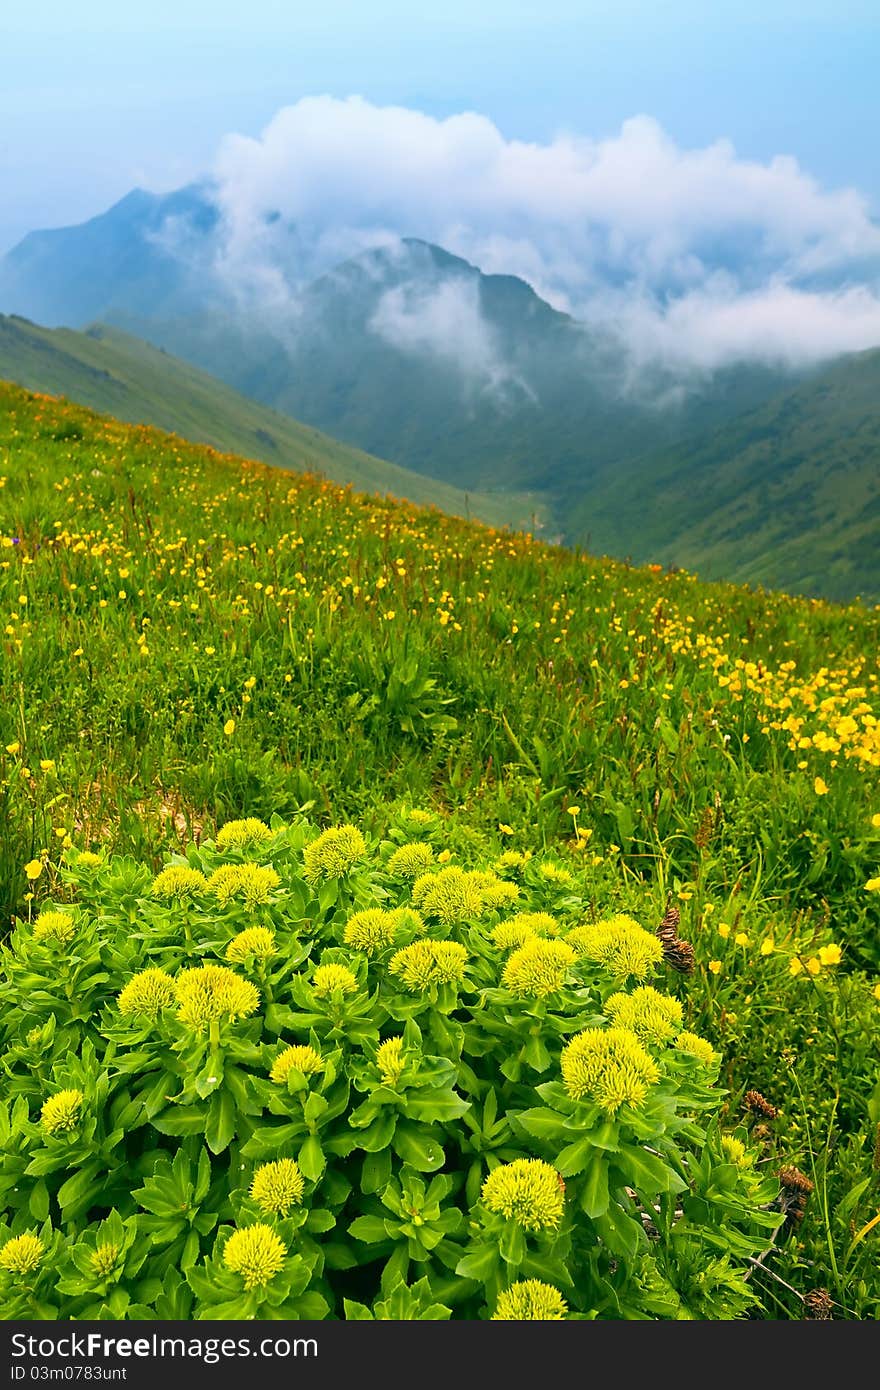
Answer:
[1,380,879,1317]
[0,315,546,534]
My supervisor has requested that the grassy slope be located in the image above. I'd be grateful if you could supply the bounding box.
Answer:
[572,348,880,605]
[0,314,546,533]
[1,384,879,1315]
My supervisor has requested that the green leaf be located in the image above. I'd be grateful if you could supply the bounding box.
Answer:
[298,1134,325,1182]
[401,1087,470,1123]
[454,1244,499,1283]
[348,1215,393,1245]
[361,1147,393,1195]
[205,1090,237,1155]
[29,1179,50,1222]
[152,1105,210,1138]
[614,1143,685,1196]
[579,1151,610,1218]
[393,1124,445,1173]
[556,1135,595,1177]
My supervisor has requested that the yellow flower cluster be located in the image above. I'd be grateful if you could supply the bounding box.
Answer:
[604,986,683,1044]
[90,1242,120,1279]
[389,939,469,991]
[411,867,488,924]
[151,865,208,899]
[502,938,576,998]
[343,909,399,956]
[0,1232,44,1276]
[386,842,435,879]
[33,910,76,945]
[376,1036,407,1085]
[492,1280,568,1320]
[250,1159,305,1216]
[560,1027,660,1114]
[492,912,560,951]
[225,927,277,963]
[174,965,260,1029]
[302,825,366,883]
[567,915,664,982]
[215,818,272,851]
[311,962,359,998]
[270,1044,324,1084]
[481,1159,564,1231]
[675,1030,719,1066]
[207,863,280,905]
[118,968,177,1017]
[222,1225,286,1290]
[41,1088,84,1135]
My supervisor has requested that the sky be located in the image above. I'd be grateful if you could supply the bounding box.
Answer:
[2,0,879,256]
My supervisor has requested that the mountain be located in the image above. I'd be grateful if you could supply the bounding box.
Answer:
[572,347,880,604]
[0,314,545,531]
[0,190,797,505]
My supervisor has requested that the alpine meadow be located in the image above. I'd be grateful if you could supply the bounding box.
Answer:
[1,383,878,1321]
[3,1,880,1334]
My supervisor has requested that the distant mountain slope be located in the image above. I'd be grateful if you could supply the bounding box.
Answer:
[0,191,796,504]
[572,348,880,604]
[0,315,544,531]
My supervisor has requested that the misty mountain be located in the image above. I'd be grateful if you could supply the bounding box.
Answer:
[0,187,800,509]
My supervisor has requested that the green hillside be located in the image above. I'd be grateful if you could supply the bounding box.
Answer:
[0,314,545,533]
[1,383,879,1319]
[573,347,880,605]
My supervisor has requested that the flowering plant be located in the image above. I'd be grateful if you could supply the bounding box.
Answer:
[0,817,778,1319]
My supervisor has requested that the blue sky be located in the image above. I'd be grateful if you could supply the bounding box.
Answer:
[1,0,879,253]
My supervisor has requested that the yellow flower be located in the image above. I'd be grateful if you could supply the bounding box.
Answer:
[805,957,822,976]
[498,823,515,835]
[734,932,749,947]
[493,1280,568,1320]
[871,814,880,829]
[873,983,880,1002]
[343,909,399,956]
[481,1159,564,1231]
[717,923,731,939]
[33,911,76,945]
[41,1088,84,1135]
[223,719,236,736]
[411,867,487,925]
[604,986,683,1044]
[759,937,776,956]
[566,915,663,983]
[225,927,277,963]
[5,741,21,755]
[216,818,272,851]
[151,865,208,899]
[250,1159,305,1216]
[174,965,260,1029]
[311,963,358,998]
[492,912,559,951]
[676,1031,719,1066]
[560,1027,659,1114]
[814,777,829,796]
[721,1136,752,1168]
[817,943,842,967]
[437,848,452,863]
[502,938,576,998]
[90,1243,120,1279]
[222,1225,286,1290]
[24,859,43,881]
[865,877,880,893]
[0,1233,44,1276]
[118,968,177,1017]
[389,940,469,992]
[566,806,581,817]
[270,1045,324,1084]
[207,863,280,905]
[789,957,804,977]
[708,960,722,975]
[39,759,55,773]
[376,1037,406,1085]
[386,842,434,879]
[303,825,366,883]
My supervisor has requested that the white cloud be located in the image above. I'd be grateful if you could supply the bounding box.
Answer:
[208,94,880,368]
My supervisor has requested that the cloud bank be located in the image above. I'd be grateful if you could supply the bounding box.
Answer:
[208,95,880,370]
